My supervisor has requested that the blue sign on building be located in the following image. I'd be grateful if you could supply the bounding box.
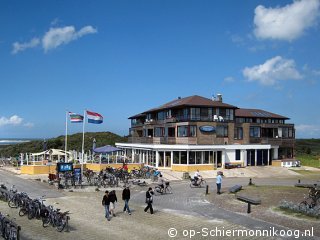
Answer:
[57,163,73,172]
[199,125,216,133]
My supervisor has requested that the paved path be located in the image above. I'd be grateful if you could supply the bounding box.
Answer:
[0,169,319,240]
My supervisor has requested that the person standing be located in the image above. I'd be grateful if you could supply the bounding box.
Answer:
[102,191,111,221]
[122,186,131,215]
[216,171,223,194]
[109,190,118,217]
[144,187,154,214]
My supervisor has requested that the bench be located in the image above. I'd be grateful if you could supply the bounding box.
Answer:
[229,185,242,193]
[236,194,261,213]
[225,163,242,169]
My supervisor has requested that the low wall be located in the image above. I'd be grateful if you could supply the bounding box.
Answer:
[171,164,215,172]
[21,163,144,175]
[85,163,143,172]
[21,165,57,175]
[272,160,282,167]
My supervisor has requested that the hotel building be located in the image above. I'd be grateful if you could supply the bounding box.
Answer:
[116,95,295,171]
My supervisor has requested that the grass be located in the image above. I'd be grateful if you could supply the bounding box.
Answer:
[296,154,320,168]
[273,207,319,220]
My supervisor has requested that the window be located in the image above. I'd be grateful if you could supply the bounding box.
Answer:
[154,127,165,137]
[204,151,209,164]
[226,109,234,121]
[168,127,175,137]
[177,125,197,137]
[157,111,165,120]
[166,109,172,119]
[173,151,180,164]
[235,150,241,160]
[196,152,202,164]
[234,127,243,139]
[190,108,200,121]
[250,126,261,137]
[189,151,195,164]
[216,125,228,137]
[181,151,187,164]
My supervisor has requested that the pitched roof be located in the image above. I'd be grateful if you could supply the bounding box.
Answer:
[144,95,238,113]
[235,108,289,119]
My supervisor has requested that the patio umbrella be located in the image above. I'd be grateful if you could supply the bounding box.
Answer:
[93,145,120,154]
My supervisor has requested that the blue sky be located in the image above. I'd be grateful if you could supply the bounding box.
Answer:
[0,0,320,139]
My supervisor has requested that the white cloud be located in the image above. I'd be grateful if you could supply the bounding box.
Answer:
[254,0,320,41]
[0,115,23,127]
[23,122,34,128]
[243,56,302,86]
[42,25,97,52]
[12,38,40,54]
[224,76,235,83]
[295,124,320,138]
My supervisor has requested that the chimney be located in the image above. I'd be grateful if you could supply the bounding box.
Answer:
[216,93,222,102]
[211,95,215,101]
[178,96,181,99]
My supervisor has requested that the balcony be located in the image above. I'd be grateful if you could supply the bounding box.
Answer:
[250,137,295,146]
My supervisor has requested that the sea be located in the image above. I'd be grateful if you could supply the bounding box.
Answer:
[0,138,34,146]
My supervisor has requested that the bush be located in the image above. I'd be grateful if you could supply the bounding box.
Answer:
[279,200,320,218]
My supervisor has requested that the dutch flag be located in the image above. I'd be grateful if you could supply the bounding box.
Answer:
[86,110,103,124]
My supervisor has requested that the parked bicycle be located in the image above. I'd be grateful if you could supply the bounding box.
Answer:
[42,206,70,232]
[0,212,21,240]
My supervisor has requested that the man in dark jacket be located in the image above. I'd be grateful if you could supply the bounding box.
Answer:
[122,186,131,215]
[102,190,110,221]
[108,190,117,217]
[144,187,154,214]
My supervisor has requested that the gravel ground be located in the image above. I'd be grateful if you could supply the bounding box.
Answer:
[206,185,320,237]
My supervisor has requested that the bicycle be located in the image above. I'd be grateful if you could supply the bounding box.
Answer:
[155,182,172,195]
[42,206,70,232]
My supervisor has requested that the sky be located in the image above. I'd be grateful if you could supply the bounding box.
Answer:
[0,0,320,139]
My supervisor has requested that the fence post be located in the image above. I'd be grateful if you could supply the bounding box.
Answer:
[206,185,209,195]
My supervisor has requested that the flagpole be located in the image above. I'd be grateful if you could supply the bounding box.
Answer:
[82,110,86,162]
[65,111,68,163]
[81,110,86,180]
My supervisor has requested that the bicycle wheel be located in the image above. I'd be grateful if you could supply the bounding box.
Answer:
[200,180,207,188]
[8,199,18,208]
[42,217,50,228]
[165,186,172,194]
[18,208,27,217]
[299,201,308,210]
[56,219,66,232]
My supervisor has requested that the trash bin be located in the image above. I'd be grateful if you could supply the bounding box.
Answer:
[183,172,190,179]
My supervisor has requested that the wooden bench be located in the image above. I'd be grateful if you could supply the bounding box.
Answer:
[229,185,242,193]
[236,194,261,213]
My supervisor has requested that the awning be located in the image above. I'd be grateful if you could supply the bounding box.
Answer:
[93,145,120,154]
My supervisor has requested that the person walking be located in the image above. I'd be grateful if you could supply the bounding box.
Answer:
[122,186,131,215]
[109,190,118,217]
[144,187,154,214]
[102,190,111,221]
[216,171,223,194]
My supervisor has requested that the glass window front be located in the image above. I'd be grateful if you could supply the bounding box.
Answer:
[177,125,197,137]
[250,126,261,137]
[181,151,187,164]
[216,125,228,137]
[173,151,180,164]
[235,150,241,160]
[234,127,243,139]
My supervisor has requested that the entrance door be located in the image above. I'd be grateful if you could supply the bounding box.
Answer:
[257,150,262,166]
[217,151,222,168]
[165,152,171,168]
[247,150,255,166]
